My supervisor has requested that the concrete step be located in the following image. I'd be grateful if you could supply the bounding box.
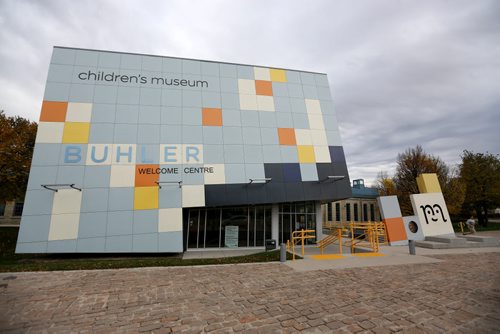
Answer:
[456,235,500,246]
[415,240,482,249]
[425,236,466,245]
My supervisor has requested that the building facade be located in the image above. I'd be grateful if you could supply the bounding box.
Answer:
[16,47,351,253]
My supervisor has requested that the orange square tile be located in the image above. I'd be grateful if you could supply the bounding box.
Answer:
[278,128,296,146]
[383,217,408,242]
[39,101,68,122]
[255,80,273,96]
[202,108,223,126]
[135,164,160,187]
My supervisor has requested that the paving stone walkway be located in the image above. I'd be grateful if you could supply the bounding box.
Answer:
[1,252,499,333]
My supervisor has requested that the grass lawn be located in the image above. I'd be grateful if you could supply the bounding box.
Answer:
[0,227,296,273]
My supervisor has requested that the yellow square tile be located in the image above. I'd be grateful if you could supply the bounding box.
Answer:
[62,122,90,143]
[134,186,158,210]
[270,69,287,82]
[297,145,315,163]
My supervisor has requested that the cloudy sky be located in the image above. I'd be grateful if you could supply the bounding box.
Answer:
[1,0,499,185]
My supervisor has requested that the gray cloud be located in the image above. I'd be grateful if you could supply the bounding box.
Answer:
[1,0,498,185]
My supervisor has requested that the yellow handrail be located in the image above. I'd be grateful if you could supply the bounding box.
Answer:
[291,229,316,261]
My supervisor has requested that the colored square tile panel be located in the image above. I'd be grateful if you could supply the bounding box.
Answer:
[297,145,316,163]
[135,164,160,187]
[255,80,273,96]
[270,69,287,82]
[62,122,90,144]
[134,186,159,210]
[277,128,296,146]
[40,101,68,122]
[202,108,223,126]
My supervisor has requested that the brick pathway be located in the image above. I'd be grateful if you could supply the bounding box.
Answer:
[1,252,499,333]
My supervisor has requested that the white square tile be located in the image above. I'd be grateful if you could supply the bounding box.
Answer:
[109,165,135,187]
[204,164,225,184]
[182,144,203,164]
[295,129,312,145]
[238,79,256,95]
[160,144,182,165]
[48,213,80,240]
[86,144,112,165]
[52,189,82,214]
[239,94,258,110]
[158,208,183,232]
[36,122,64,143]
[311,129,328,146]
[182,185,205,207]
[314,146,331,163]
[66,102,93,122]
[112,144,136,164]
[254,67,270,81]
[308,114,325,129]
[257,96,275,112]
[305,99,321,114]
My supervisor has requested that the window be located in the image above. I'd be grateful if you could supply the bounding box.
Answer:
[346,203,351,222]
[335,203,341,221]
[327,203,332,221]
[353,203,359,221]
[370,204,375,221]
[0,202,5,216]
[363,204,368,221]
[13,202,24,216]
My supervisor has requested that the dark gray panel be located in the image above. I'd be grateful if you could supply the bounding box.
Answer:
[204,184,227,207]
[264,163,284,182]
[246,184,269,204]
[224,184,248,205]
[285,183,305,202]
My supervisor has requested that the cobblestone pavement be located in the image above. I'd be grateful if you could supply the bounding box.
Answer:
[1,252,499,333]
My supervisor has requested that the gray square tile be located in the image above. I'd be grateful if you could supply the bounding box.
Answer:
[223,127,243,144]
[162,58,182,73]
[320,100,335,115]
[160,125,182,143]
[224,145,244,163]
[271,82,288,97]
[262,145,282,163]
[140,88,161,106]
[290,98,307,113]
[280,146,298,163]
[139,106,161,124]
[114,124,138,143]
[300,72,316,85]
[137,144,160,164]
[182,59,201,74]
[16,242,48,253]
[115,104,139,123]
[51,47,76,65]
[245,163,265,180]
[260,128,279,145]
[293,113,310,129]
[44,82,70,101]
[287,83,304,98]
[324,115,338,130]
[48,240,77,253]
[300,163,318,181]
[237,65,254,79]
[201,61,219,76]
[274,97,292,112]
[182,164,204,185]
[202,92,221,108]
[220,77,238,93]
[161,107,182,125]
[47,64,73,83]
[69,84,94,102]
[285,70,301,83]
[142,55,162,71]
[275,112,293,128]
[317,86,332,100]
[182,126,203,143]
[133,233,159,252]
[27,166,57,190]
[225,163,246,183]
[203,127,223,144]
[158,231,183,252]
[56,165,85,185]
[81,188,108,212]
[138,124,160,144]
[203,145,224,163]
[91,104,116,123]
[93,85,118,104]
[182,107,202,125]
[220,63,237,78]
[243,145,263,163]
[182,90,202,107]
[83,166,111,188]
[108,188,134,211]
[133,210,159,234]
[98,51,121,68]
[159,185,182,208]
[76,237,106,252]
[314,73,329,86]
[120,54,142,69]
[221,93,239,109]
[222,109,241,126]
[89,123,114,143]
[161,89,182,107]
[242,127,261,145]
[79,212,107,238]
[117,86,140,104]
[17,215,50,242]
[302,85,318,99]
[105,235,133,252]
[241,111,259,127]
[259,112,277,128]
[107,211,133,236]
[75,50,98,66]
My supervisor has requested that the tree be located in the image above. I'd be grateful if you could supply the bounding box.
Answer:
[393,145,450,215]
[376,171,397,196]
[459,150,500,227]
[0,111,38,201]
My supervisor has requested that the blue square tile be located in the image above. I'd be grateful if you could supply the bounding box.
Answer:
[203,127,223,144]
[89,123,114,143]
[223,127,243,144]
[57,165,85,185]
[76,237,106,252]
[120,54,142,69]
[300,163,318,181]
[162,58,182,73]
[92,103,115,123]
[79,212,107,238]
[133,210,159,234]
[258,112,277,128]
[139,106,161,124]
[201,61,219,76]
[225,163,246,183]
[320,100,335,115]
[275,112,293,127]
[47,64,73,83]
[221,93,239,109]
[161,125,182,143]
[158,231,183,252]
[287,84,304,98]
[260,128,279,145]
[290,98,307,113]
[242,127,261,145]
[204,145,224,163]
[16,241,48,253]
[202,92,221,108]
[27,166,58,190]
[75,50,98,66]
[98,51,120,67]
[142,55,162,71]
[159,185,182,208]
[203,76,220,92]
[317,86,332,100]
[158,165,182,182]
[114,124,138,143]
[108,188,134,211]
[272,82,288,97]
[117,86,140,104]
[283,163,301,182]
[69,84,94,103]
[105,235,133,252]
[241,111,259,127]
[280,146,298,163]
[51,47,76,65]
[115,104,139,123]
[22,190,54,216]
[262,145,282,163]
[44,82,70,101]
[81,188,109,212]
[140,88,161,106]
[161,89,182,107]
[237,65,254,79]
[220,63,237,78]
[59,144,87,165]
[182,107,202,125]
[182,90,202,107]
[323,115,338,130]
[302,85,318,99]
[182,164,204,185]
[300,72,316,85]
[274,97,292,112]
[93,85,118,104]
[243,145,263,163]
[314,74,330,86]
[83,166,111,188]
[161,107,182,125]
[222,109,241,126]
[224,145,244,163]
[182,126,202,143]
[133,233,159,252]
[293,113,309,129]
[245,164,265,180]
[220,77,238,93]
[17,215,50,242]
[182,59,201,74]
[48,240,77,253]
[107,211,133,236]
[137,124,160,144]
[285,70,301,83]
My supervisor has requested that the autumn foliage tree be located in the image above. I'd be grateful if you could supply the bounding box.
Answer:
[0,111,37,201]
[459,150,500,226]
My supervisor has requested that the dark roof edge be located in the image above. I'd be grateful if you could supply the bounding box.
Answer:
[53,46,327,75]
